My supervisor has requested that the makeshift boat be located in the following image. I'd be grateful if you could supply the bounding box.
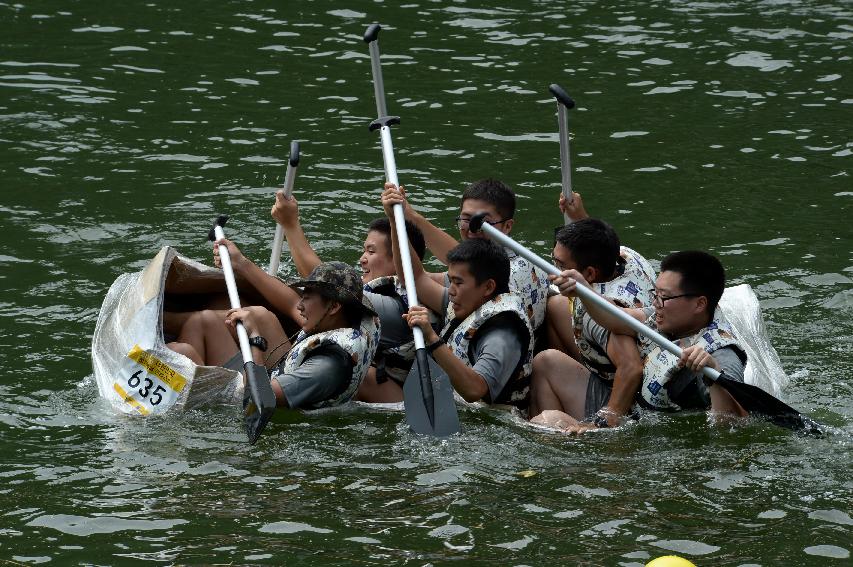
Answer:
[92,246,250,415]
[719,284,788,397]
[92,247,788,419]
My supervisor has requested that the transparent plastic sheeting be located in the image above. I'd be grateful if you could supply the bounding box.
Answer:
[92,249,787,416]
[91,247,243,416]
[719,284,788,397]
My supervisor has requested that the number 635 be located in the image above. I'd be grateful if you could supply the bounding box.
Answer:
[128,370,167,405]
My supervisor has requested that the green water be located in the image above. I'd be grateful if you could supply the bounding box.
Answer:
[1,0,851,564]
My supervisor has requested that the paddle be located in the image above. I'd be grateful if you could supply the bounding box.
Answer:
[549,83,576,225]
[468,213,823,434]
[364,24,459,437]
[209,215,277,444]
[268,141,301,276]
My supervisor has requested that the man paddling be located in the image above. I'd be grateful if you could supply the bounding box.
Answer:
[270,190,430,403]
[169,256,380,411]
[529,218,657,431]
[382,184,534,406]
[542,250,747,430]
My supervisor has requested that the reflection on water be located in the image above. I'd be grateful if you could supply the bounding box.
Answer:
[1,0,850,563]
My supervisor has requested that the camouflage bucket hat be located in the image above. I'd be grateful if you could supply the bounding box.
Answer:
[288,261,376,317]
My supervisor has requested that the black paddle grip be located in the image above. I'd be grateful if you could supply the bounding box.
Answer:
[468,212,488,233]
[364,23,381,43]
[208,214,229,242]
[289,141,300,167]
[549,83,576,109]
[369,115,401,131]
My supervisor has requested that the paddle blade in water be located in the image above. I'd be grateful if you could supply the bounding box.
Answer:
[715,374,823,435]
[242,361,277,444]
[404,349,436,433]
[403,350,460,437]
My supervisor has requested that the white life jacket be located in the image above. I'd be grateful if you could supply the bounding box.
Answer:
[507,251,550,331]
[273,314,380,408]
[363,275,417,384]
[639,307,745,411]
[440,292,534,405]
[573,246,656,380]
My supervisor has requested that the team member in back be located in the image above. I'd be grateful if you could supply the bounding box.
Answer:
[381,178,550,332]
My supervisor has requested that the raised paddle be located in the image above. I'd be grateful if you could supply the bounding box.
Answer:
[549,83,576,225]
[468,213,823,434]
[364,24,459,437]
[268,141,301,276]
[368,117,460,437]
[209,215,277,444]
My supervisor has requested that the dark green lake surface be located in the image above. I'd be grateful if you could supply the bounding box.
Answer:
[1,1,851,564]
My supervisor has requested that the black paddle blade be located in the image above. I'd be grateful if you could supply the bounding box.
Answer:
[403,350,460,437]
[715,374,823,435]
[242,361,277,444]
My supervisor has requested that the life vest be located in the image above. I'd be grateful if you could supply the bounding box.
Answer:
[507,251,550,331]
[573,246,656,380]
[272,314,380,408]
[638,308,746,411]
[440,292,534,405]
[363,275,417,384]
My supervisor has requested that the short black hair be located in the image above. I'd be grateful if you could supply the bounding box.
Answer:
[446,239,510,297]
[461,178,516,220]
[367,217,426,260]
[660,250,726,315]
[554,218,621,280]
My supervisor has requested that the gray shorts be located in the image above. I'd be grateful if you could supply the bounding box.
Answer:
[583,372,613,419]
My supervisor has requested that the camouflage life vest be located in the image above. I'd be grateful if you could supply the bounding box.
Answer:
[362,275,417,384]
[439,292,534,405]
[638,308,744,411]
[273,314,380,408]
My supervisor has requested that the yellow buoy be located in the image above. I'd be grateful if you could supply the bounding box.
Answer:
[646,556,697,567]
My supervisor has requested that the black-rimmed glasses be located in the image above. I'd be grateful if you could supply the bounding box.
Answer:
[651,291,698,307]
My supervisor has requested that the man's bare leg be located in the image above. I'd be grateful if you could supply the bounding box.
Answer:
[545,295,581,360]
[709,384,748,419]
[528,349,591,428]
[167,341,203,365]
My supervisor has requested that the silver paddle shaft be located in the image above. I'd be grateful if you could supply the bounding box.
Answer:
[268,160,299,276]
[477,222,722,382]
[214,225,254,364]
[368,40,388,118]
[556,102,573,224]
[378,125,426,351]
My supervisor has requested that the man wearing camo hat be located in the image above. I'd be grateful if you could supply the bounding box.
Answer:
[168,249,381,410]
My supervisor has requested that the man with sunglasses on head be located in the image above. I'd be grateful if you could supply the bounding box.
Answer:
[380,178,550,334]
[528,218,657,431]
[544,250,747,430]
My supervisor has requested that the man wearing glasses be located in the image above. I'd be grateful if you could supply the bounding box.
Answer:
[528,219,656,432]
[540,250,747,431]
[380,178,550,333]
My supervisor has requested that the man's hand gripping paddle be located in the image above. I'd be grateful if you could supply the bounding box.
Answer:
[209,215,277,444]
[268,141,301,276]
